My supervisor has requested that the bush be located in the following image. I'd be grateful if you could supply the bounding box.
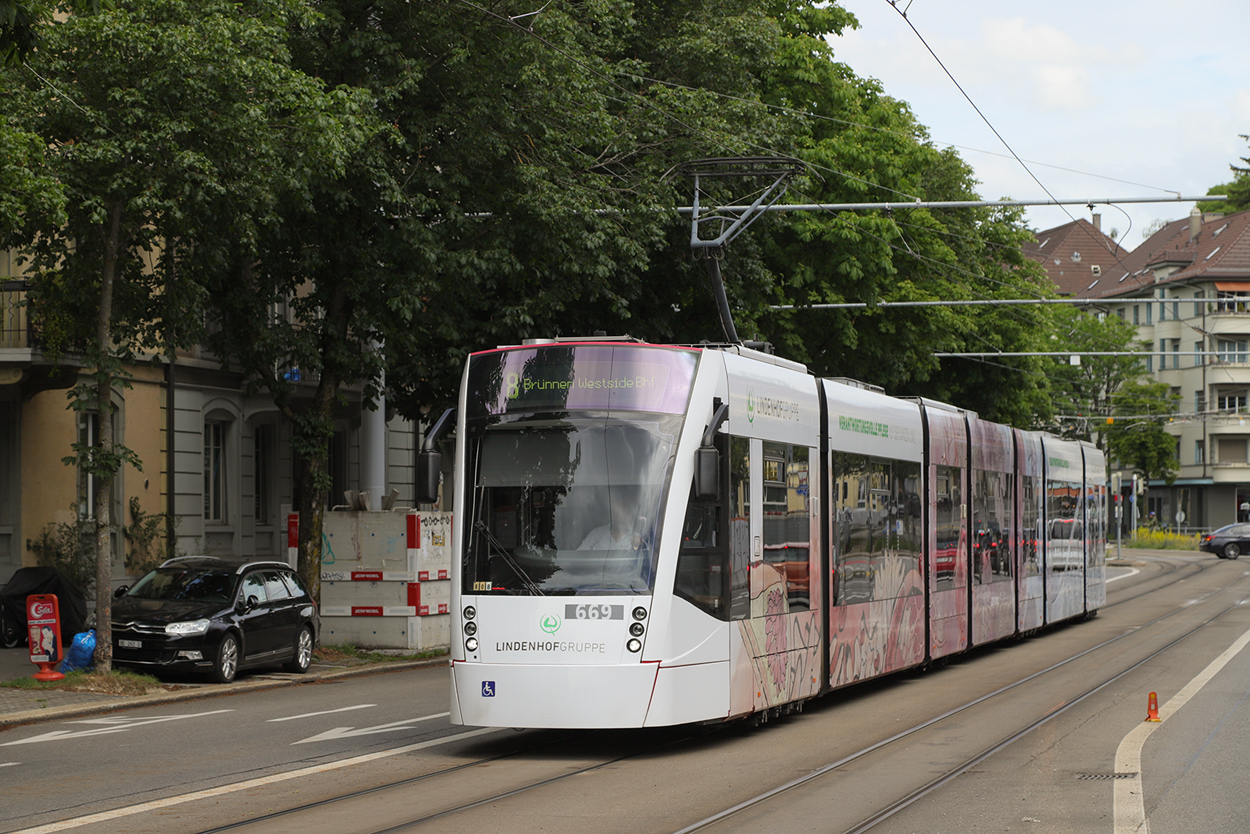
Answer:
[1126,527,1200,551]
[124,496,177,576]
[25,507,96,599]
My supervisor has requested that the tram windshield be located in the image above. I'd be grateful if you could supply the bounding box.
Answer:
[461,344,698,596]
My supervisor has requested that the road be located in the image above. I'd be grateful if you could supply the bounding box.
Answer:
[2,552,1248,834]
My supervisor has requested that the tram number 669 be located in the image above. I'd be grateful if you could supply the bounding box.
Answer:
[567,604,624,621]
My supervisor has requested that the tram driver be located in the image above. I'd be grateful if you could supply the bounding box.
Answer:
[579,487,646,551]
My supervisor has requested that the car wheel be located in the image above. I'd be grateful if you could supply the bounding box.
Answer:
[212,633,240,683]
[1224,543,1242,560]
[284,626,314,673]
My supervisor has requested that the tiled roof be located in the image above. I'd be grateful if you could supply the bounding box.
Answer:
[1022,219,1129,297]
[1077,210,1250,299]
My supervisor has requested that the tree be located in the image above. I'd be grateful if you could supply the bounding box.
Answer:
[193,0,814,598]
[1104,380,1180,486]
[4,0,373,670]
[565,1,1058,425]
[1198,134,1250,214]
[1043,307,1148,442]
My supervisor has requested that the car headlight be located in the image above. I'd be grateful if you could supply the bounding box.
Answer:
[165,619,211,636]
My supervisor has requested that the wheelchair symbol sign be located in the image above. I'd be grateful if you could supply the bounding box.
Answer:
[482,681,495,697]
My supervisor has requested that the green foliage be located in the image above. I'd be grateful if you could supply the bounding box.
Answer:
[1200,135,1250,214]
[123,496,178,575]
[25,507,96,599]
[0,123,65,242]
[1105,379,1181,484]
[1045,308,1148,441]
[1125,528,1200,551]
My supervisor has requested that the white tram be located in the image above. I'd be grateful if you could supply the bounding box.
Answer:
[418,337,1106,729]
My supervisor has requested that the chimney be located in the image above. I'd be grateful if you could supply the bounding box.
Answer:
[1092,213,1101,232]
[1190,206,1202,243]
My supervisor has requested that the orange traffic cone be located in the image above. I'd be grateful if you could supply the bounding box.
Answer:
[1145,691,1161,722]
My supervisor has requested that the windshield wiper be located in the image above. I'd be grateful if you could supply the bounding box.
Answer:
[474,520,545,596]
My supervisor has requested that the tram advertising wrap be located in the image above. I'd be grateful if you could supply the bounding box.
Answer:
[437,338,1107,729]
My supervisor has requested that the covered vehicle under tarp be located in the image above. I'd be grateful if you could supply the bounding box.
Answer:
[0,567,90,648]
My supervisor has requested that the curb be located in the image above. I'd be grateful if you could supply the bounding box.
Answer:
[0,656,448,730]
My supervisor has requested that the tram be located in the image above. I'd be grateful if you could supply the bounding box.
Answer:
[417,337,1106,729]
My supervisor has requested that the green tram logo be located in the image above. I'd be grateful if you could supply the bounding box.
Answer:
[540,614,562,634]
[746,387,756,423]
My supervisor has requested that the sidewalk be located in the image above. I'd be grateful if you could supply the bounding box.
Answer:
[0,645,447,730]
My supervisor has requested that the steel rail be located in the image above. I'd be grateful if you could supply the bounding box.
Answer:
[671,556,1240,834]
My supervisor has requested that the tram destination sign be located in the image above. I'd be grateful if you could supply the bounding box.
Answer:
[468,344,698,417]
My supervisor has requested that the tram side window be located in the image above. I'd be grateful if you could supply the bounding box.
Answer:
[762,443,811,610]
[1046,479,1081,571]
[1021,475,1040,577]
[832,453,921,606]
[934,467,962,590]
[675,435,750,620]
[972,470,1013,585]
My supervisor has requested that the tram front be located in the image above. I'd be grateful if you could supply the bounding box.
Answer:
[448,341,701,728]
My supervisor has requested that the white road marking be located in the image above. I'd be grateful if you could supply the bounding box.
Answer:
[1106,568,1140,584]
[9,727,500,834]
[268,704,377,722]
[293,712,452,744]
[1,761,20,768]
[1113,624,1250,834]
[1,711,235,747]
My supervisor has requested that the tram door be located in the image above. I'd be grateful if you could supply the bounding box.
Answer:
[740,438,821,710]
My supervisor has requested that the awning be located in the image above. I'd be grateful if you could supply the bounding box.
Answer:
[1215,281,1250,292]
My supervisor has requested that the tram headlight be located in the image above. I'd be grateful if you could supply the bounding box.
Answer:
[626,638,642,653]
[464,606,476,620]
[464,621,477,636]
[465,637,479,653]
[629,622,644,637]
[632,606,647,621]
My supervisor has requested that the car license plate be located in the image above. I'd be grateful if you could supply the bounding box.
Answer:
[119,639,141,649]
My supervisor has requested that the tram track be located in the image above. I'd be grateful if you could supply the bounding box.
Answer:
[673,559,1250,834]
[186,725,703,834]
[169,552,1231,834]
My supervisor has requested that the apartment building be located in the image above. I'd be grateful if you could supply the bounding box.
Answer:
[1030,208,1250,531]
[0,253,423,588]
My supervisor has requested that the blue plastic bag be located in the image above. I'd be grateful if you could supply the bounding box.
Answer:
[59,629,96,673]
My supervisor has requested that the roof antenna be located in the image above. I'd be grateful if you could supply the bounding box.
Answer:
[667,157,807,344]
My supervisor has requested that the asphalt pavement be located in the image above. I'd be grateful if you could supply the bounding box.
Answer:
[0,644,446,730]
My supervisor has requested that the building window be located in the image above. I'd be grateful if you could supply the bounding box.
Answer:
[1216,291,1250,313]
[1171,340,1180,369]
[1171,387,1181,412]
[1217,391,1247,413]
[1217,339,1248,364]
[1195,342,1204,367]
[77,410,117,517]
[1195,440,1205,465]
[1194,290,1205,318]
[1149,302,1156,324]
[1133,305,1140,325]
[1173,300,1180,320]
[205,421,227,521]
[1116,308,1125,321]
[254,424,273,525]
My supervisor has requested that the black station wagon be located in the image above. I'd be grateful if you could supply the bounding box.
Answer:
[112,557,319,683]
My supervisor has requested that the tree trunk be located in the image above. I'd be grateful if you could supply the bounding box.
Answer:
[92,200,123,675]
[295,369,343,604]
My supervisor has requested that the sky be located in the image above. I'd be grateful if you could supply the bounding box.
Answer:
[829,0,1250,251]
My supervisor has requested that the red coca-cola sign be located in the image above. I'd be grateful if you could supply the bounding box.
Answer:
[27,594,63,674]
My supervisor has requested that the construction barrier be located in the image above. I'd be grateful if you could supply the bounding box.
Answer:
[314,511,452,651]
